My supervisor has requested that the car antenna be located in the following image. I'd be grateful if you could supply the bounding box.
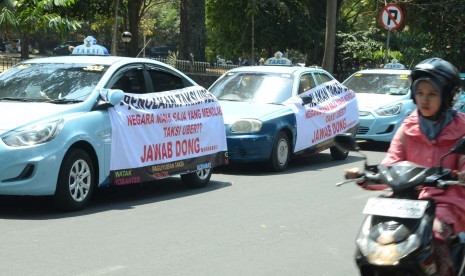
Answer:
[136,38,152,58]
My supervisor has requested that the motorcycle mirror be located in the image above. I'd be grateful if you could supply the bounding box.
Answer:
[334,133,360,152]
[450,137,465,155]
[439,137,465,173]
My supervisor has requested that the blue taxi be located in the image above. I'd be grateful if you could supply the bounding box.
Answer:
[342,66,414,142]
[208,52,359,171]
[0,36,227,211]
[453,73,465,113]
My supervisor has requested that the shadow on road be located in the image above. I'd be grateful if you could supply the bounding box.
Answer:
[215,150,366,177]
[0,141,390,218]
[357,140,391,152]
[0,178,231,219]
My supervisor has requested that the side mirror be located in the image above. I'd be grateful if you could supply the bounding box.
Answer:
[300,94,312,105]
[438,137,465,173]
[334,133,360,152]
[450,137,465,155]
[100,89,124,105]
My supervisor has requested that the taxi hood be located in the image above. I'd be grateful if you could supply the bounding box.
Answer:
[0,102,80,135]
[356,93,410,110]
[219,101,293,124]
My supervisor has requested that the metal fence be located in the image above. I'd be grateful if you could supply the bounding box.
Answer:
[0,56,21,72]
[151,57,239,75]
[0,55,239,76]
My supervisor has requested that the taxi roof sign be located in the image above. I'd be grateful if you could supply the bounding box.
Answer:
[72,36,109,56]
[264,51,292,66]
[383,58,406,69]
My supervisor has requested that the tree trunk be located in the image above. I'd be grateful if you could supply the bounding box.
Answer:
[20,33,30,60]
[322,0,337,73]
[127,0,143,57]
[179,0,206,61]
[112,0,120,56]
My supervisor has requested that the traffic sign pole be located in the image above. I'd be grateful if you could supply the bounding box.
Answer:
[379,4,403,64]
[385,31,390,64]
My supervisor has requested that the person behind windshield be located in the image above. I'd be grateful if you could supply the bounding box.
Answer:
[346,57,465,275]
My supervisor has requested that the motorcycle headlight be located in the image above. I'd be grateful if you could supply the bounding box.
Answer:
[357,217,422,266]
[375,103,402,116]
[230,119,262,133]
[2,119,64,147]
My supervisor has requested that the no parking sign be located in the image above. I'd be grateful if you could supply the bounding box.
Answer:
[379,4,403,31]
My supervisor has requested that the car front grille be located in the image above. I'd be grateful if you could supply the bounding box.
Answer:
[357,126,369,135]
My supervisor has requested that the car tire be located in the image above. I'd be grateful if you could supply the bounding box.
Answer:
[181,168,212,188]
[330,146,349,160]
[268,131,290,172]
[54,149,95,211]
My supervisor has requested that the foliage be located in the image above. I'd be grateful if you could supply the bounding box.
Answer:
[1,0,464,73]
[337,0,465,73]
[0,0,80,58]
[206,0,320,64]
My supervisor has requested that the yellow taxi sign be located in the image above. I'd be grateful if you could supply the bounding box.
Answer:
[264,51,292,66]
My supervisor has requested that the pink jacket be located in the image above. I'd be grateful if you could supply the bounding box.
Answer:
[382,110,465,234]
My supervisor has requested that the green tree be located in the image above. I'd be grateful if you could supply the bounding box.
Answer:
[1,0,80,59]
[337,0,465,75]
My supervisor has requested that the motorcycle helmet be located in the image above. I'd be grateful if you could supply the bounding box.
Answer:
[410,57,461,111]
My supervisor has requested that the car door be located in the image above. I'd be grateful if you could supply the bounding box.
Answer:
[292,72,322,152]
[100,64,148,176]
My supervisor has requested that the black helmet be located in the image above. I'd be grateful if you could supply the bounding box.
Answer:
[410,57,461,110]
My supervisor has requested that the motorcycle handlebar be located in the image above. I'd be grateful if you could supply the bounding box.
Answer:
[337,169,463,189]
[437,180,465,188]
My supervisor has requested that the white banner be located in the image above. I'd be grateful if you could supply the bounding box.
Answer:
[108,86,228,178]
[284,80,359,152]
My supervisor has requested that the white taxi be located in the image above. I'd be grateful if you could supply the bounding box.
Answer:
[342,64,414,142]
[0,36,227,211]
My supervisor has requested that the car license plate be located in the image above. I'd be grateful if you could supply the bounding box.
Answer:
[362,198,428,219]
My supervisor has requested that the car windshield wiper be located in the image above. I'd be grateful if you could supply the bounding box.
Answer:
[0,97,38,102]
[47,98,84,104]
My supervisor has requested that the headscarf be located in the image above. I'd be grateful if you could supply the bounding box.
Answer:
[412,78,457,140]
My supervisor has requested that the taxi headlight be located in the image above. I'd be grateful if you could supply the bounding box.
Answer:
[230,119,262,133]
[2,119,64,147]
[375,103,402,116]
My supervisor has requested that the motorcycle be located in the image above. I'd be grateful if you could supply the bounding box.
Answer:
[334,133,465,275]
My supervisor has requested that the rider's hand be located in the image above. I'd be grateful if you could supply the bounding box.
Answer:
[452,170,465,183]
[345,167,367,187]
[345,167,361,179]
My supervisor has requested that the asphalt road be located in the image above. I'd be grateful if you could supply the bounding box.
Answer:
[0,142,389,276]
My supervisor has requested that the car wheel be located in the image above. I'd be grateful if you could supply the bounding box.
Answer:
[330,146,349,160]
[181,168,212,188]
[268,131,290,172]
[54,149,95,211]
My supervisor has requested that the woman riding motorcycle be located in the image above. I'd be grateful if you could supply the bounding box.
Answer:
[346,57,465,275]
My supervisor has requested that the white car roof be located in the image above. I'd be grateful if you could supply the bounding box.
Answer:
[226,65,331,75]
[24,55,167,67]
[350,68,411,75]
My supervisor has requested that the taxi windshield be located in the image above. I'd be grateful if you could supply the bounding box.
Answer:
[209,72,294,104]
[344,73,411,95]
[0,63,108,101]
